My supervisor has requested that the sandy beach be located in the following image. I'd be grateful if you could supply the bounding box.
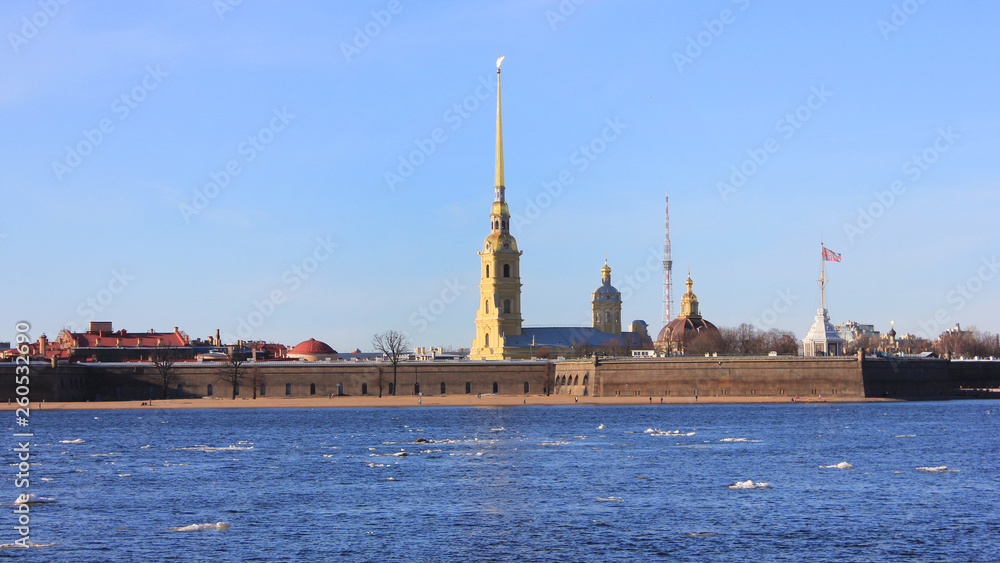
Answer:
[9,394,886,411]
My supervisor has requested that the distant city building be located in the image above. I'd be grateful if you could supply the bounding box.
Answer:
[835,321,880,342]
[287,338,338,361]
[52,322,192,362]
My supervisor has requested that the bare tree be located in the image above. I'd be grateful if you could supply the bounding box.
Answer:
[934,327,1000,358]
[248,366,266,399]
[371,330,410,395]
[150,345,178,399]
[600,338,632,357]
[216,347,249,399]
[684,329,725,356]
[375,366,386,398]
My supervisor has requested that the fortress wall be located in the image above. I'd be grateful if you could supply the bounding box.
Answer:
[860,358,952,398]
[0,363,93,402]
[77,360,554,401]
[6,357,997,402]
[554,357,865,398]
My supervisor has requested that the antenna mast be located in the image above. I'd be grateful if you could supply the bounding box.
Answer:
[662,193,674,325]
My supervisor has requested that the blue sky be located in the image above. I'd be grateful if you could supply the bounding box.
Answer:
[3,1,998,352]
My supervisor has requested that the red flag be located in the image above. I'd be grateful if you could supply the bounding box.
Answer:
[822,247,841,262]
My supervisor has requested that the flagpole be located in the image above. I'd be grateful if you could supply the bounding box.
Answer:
[820,243,826,311]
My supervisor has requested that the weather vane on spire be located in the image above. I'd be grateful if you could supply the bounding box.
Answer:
[496,53,504,72]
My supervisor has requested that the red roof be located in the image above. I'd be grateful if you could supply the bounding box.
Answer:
[289,338,336,355]
[72,331,187,348]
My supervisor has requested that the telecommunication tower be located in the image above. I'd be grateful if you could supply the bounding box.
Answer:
[662,193,674,325]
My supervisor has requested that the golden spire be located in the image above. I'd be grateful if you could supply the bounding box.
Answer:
[494,54,505,200]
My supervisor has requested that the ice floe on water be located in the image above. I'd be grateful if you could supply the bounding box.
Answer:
[820,461,853,469]
[643,428,696,437]
[169,522,230,532]
[14,494,53,505]
[597,424,605,430]
[894,435,916,438]
[539,440,572,446]
[490,427,505,432]
[595,496,623,502]
[59,439,85,444]
[719,437,761,443]
[916,466,957,473]
[0,541,55,549]
[176,441,253,453]
[728,480,769,489]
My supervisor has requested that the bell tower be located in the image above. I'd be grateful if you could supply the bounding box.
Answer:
[471,56,523,360]
[591,260,622,336]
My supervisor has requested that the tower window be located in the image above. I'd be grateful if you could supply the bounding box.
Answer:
[485,300,489,314]
[486,265,490,277]
[485,333,490,347]
[503,264,510,277]
[503,299,511,314]
[605,311,610,323]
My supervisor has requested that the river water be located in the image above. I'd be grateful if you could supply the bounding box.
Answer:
[7,400,1000,561]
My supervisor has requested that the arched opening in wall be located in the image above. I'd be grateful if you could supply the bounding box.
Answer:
[441,382,446,394]
[583,375,589,386]
[177,384,183,397]
[234,385,239,396]
[574,375,579,385]
[503,299,511,314]
[337,383,343,396]
[388,383,395,395]
[486,265,490,277]
[583,386,588,396]
[414,382,420,395]
[207,384,213,396]
[503,264,510,277]
[465,382,471,394]
[524,381,529,394]
[485,301,489,314]
[260,384,266,397]
[492,381,498,394]
[310,383,316,395]
[605,311,610,323]
[485,333,490,347]
[361,383,368,395]
[285,383,291,396]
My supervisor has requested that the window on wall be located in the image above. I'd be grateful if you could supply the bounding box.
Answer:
[441,382,446,394]
[503,264,510,277]
[466,382,471,394]
[361,383,368,395]
[207,384,213,396]
[605,312,610,323]
[310,383,316,395]
[485,333,490,347]
[485,300,489,314]
[260,384,265,397]
[503,299,511,314]
[524,382,529,393]
[486,265,490,277]
[285,383,291,396]
[492,382,499,393]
